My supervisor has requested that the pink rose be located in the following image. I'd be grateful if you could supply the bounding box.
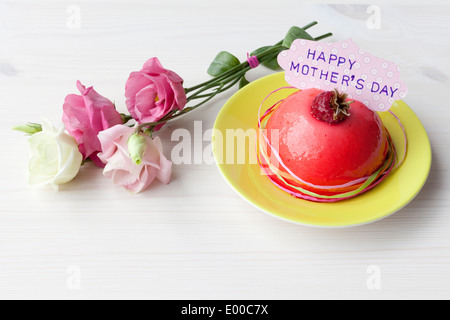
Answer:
[63,81,123,167]
[97,125,172,193]
[125,57,187,125]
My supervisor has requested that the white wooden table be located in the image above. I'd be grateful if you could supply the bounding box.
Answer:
[1,0,449,300]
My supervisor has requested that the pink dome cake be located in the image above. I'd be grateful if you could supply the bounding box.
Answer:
[258,88,395,202]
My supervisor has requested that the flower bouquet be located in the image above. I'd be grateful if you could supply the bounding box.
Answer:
[14,23,332,193]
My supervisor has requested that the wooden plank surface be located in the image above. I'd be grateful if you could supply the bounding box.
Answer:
[0,0,449,299]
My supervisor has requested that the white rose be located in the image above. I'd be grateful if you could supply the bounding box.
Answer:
[28,119,83,190]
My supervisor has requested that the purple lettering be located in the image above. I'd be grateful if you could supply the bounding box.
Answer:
[371,82,380,93]
[356,79,365,90]
[302,64,309,75]
[329,54,338,64]
[290,62,300,73]
[317,52,326,62]
[390,87,399,97]
[348,60,356,70]
[379,85,389,96]
[330,72,339,84]
[320,70,329,80]
[307,49,316,60]
[342,75,351,86]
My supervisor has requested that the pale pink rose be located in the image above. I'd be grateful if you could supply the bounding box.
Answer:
[125,57,187,125]
[97,125,172,193]
[63,81,123,167]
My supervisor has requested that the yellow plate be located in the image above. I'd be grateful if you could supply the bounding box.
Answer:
[212,72,432,228]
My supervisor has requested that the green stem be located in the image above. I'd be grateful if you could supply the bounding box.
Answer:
[315,33,333,41]
[186,82,223,102]
[184,44,284,94]
[136,82,226,132]
[136,68,250,132]
[302,21,318,30]
[134,23,333,134]
[186,67,251,102]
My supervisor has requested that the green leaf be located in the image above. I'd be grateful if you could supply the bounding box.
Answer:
[239,75,250,89]
[250,46,281,71]
[262,58,281,71]
[250,46,272,57]
[207,51,241,77]
[282,26,314,48]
